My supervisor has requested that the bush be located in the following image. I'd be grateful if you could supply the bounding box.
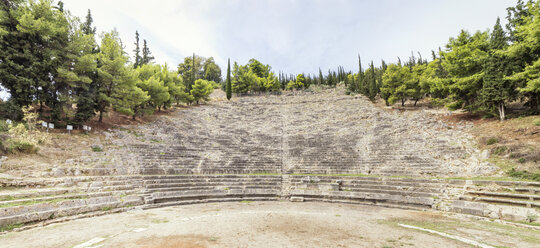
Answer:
[0,120,9,132]
[8,141,38,154]
[486,137,499,145]
[91,145,103,152]
[492,146,507,155]
[4,123,48,154]
[508,168,540,181]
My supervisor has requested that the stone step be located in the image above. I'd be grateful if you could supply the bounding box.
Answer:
[152,189,279,204]
[470,180,540,188]
[143,197,279,210]
[339,187,437,198]
[515,187,540,194]
[142,175,281,180]
[146,182,280,189]
[290,190,434,209]
[461,196,540,208]
[0,192,113,208]
[0,195,144,227]
[148,185,281,193]
[467,191,540,201]
[0,188,77,202]
[144,178,281,184]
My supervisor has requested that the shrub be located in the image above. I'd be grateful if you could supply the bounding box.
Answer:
[91,145,103,152]
[527,213,538,223]
[492,146,507,155]
[518,158,526,163]
[4,123,48,154]
[0,120,9,132]
[508,168,540,181]
[486,137,499,145]
[8,141,38,154]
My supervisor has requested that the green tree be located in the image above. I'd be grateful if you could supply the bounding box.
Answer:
[203,57,222,83]
[81,9,96,35]
[262,72,280,92]
[286,74,304,90]
[481,17,511,120]
[190,79,214,104]
[0,0,69,116]
[113,68,149,120]
[381,64,411,106]
[178,54,204,92]
[157,63,184,107]
[506,1,540,111]
[248,58,271,78]
[366,61,378,101]
[133,31,141,68]
[232,62,257,93]
[226,59,232,100]
[137,76,169,111]
[441,30,489,111]
[96,30,130,122]
[75,9,99,125]
[141,39,154,65]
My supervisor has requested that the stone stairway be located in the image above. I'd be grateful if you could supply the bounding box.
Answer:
[287,176,447,210]
[450,180,540,222]
[0,176,144,229]
[1,174,539,232]
[141,175,282,209]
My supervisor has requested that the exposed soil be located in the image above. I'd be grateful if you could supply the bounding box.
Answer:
[134,234,211,248]
[442,114,540,174]
[1,202,537,248]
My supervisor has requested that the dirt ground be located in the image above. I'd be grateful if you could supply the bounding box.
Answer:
[0,202,538,248]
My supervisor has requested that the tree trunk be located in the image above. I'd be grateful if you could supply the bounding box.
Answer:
[498,102,505,121]
[414,99,419,106]
[99,110,103,122]
[401,99,405,106]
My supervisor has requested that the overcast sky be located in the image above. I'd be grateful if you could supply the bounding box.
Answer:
[1,0,515,100]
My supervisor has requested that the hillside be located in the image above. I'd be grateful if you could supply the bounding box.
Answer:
[1,87,517,180]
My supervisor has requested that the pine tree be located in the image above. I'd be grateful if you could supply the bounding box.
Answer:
[133,31,141,68]
[226,59,232,100]
[75,9,99,125]
[0,0,35,111]
[142,39,154,65]
[481,17,510,121]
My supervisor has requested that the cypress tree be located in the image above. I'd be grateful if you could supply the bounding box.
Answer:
[133,31,141,68]
[81,9,96,35]
[226,58,232,100]
[142,39,154,65]
[358,55,364,93]
[366,61,378,101]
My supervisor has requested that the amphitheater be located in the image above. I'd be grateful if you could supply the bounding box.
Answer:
[1,88,539,247]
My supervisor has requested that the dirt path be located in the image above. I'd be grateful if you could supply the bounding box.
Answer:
[1,202,537,248]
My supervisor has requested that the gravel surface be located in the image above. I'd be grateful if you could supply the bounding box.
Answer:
[1,202,537,248]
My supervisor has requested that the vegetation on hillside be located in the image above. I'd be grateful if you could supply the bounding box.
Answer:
[0,0,216,127]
